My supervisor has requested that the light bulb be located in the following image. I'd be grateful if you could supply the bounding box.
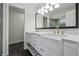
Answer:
[41,12,44,15]
[44,9,48,13]
[54,3,60,8]
[37,9,41,13]
[41,7,45,11]
[49,6,53,11]
[45,3,50,9]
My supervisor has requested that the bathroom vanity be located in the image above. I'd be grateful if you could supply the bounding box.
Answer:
[25,32,79,56]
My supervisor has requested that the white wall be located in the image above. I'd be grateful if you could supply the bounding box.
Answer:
[65,9,76,26]
[9,3,36,32]
[9,7,24,44]
[37,14,43,28]
[26,7,36,32]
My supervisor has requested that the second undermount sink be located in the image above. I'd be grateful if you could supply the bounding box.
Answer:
[62,34,79,42]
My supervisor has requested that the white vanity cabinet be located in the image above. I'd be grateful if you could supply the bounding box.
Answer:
[25,32,79,56]
[62,39,78,56]
[24,32,32,49]
[38,37,63,56]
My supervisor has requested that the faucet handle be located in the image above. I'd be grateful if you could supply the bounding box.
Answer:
[61,30,64,35]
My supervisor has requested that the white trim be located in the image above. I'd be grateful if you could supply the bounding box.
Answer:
[2,3,9,56]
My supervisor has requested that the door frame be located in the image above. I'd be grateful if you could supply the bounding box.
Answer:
[3,3,25,56]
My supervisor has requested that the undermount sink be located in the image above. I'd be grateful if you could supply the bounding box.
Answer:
[40,34,63,41]
[41,34,67,37]
[62,34,79,42]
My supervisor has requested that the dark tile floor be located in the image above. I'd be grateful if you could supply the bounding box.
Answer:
[9,42,32,56]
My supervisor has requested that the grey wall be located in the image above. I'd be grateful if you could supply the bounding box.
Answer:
[9,6,24,44]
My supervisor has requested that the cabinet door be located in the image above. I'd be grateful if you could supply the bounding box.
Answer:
[39,37,62,56]
[63,39,78,56]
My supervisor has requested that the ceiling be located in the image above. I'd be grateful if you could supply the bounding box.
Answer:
[9,3,75,14]
[9,3,40,9]
[19,3,40,8]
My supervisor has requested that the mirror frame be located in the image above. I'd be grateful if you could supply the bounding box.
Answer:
[35,3,78,29]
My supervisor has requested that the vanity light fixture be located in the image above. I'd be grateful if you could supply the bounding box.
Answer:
[37,3,60,15]
[40,7,45,15]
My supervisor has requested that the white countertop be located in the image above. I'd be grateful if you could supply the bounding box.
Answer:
[27,32,79,42]
[38,33,79,42]
[62,34,79,42]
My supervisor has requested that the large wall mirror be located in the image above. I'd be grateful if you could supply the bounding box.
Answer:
[35,3,78,29]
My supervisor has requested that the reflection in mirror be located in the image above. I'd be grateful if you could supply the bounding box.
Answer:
[36,3,77,29]
[49,15,66,27]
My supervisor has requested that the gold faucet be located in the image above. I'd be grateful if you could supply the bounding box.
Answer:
[61,29,64,35]
[54,25,64,35]
[54,25,60,35]
[56,25,60,35]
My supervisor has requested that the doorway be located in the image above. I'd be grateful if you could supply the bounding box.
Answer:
[9,5,25,56]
